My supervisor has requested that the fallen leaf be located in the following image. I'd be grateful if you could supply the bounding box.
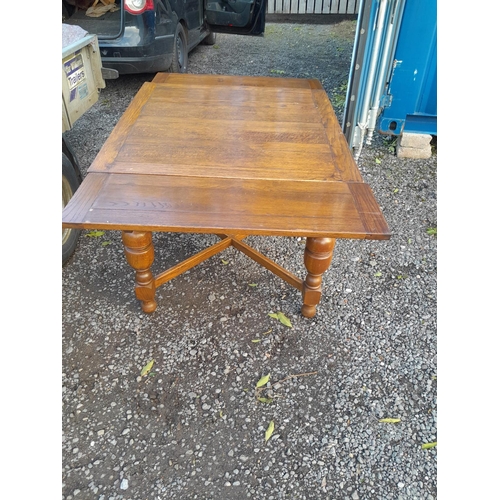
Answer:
[221,259,229,265]
[86,230,105,238]
[265,420,275,442]
[379,418,401,423]
[268,312,292,327]
[140,359,155,377]
[256,373,270,388]
[262,328,272,335]
[374,271,382,277]
[248,283,258,287]
[375,158,382,164]
[258,397,273,404]
[251,339,261,343]
[101,241,112,246]
[422,441,437,449]
[277,312,292,327]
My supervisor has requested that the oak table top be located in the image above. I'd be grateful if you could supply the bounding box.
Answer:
[63,73,390,316]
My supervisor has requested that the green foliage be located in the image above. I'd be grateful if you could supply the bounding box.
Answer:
[331,81,348,110]
[383,136,398,153]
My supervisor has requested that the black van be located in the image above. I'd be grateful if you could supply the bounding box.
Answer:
[62,0,266,76]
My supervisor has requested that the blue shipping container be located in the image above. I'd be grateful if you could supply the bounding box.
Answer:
[343,0,437,156]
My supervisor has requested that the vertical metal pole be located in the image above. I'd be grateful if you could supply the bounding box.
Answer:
[365,0,406,145]
[353,0,388,160]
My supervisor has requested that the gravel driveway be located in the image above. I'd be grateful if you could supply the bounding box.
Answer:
[62,18,437,500]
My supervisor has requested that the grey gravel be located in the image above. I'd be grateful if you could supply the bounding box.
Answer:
[62,19,437,500]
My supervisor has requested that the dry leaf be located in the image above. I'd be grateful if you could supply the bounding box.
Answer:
[277,312,292,327]
[140,359,155,377]
[86,230,104,238]
[268,312,292,327]
[265,420,275,442]
[257,397,273,404]
[256,373,270,388]
[422,441,437,449]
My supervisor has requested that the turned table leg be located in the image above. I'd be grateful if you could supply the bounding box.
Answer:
[121,231,157,313]
[301,237,335,318]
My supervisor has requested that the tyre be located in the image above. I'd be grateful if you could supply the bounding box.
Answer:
[62,153,81,265]
[202,31,217,45]
[168,23,188,73]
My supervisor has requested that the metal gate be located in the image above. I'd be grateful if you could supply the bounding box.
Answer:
[266,0,359,14]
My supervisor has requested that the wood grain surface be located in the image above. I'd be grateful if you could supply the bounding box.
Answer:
[63,74,390,240]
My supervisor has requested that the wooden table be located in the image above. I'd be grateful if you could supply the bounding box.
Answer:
[62,73,390,317]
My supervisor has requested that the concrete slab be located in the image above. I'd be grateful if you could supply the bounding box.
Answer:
[397,133,432,159]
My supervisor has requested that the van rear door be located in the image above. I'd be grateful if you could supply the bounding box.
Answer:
[205,0,266,35]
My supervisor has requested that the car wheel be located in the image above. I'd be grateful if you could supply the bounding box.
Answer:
[168,23,188,73]
[62,153,81,265]
[202,31,217,45]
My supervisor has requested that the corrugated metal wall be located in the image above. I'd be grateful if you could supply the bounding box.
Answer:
[267,0,359,14]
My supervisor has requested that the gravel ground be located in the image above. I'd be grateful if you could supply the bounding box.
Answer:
[62,19,437,500]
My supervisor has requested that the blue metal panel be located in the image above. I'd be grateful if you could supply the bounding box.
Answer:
[343,0,437,156]
[343,0,408,157]
[377,0,437,135]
